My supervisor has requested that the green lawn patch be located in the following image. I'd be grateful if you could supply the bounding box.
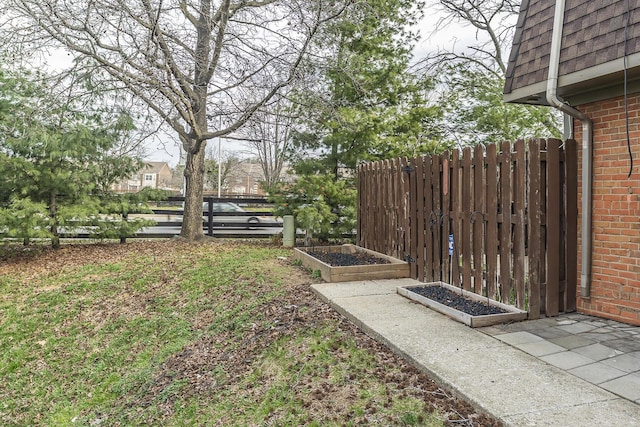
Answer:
[0,240,498,426]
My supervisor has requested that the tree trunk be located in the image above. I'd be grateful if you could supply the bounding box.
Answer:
[178,1,213,241]
[181,141,207,240]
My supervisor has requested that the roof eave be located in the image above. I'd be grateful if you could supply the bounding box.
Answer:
[505,52,640,106]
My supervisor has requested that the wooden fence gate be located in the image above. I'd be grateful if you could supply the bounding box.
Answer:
[357,139,578,318]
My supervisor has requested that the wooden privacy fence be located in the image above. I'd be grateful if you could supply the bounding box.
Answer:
[357,139,578,319]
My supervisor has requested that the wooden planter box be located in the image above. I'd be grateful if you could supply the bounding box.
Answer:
[294,245,410,283]
[397,281,528,328]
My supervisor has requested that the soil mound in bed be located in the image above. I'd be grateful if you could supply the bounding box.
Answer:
[411,286,508,316]
[307,251,391,267]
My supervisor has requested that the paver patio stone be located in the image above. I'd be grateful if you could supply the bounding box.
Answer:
[601,352,640,373]
[556,322,598,334]
[548,334,595,350]
[573,343,624,361]
[540,351,595,370]
[528,327,573,340]
[494,331,545,346]
[569,362,628,384]
[603,339,640,353]
[513,340,566,357]
[600,373,640,401]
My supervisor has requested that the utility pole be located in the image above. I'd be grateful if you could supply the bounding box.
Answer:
[217,115,222,198]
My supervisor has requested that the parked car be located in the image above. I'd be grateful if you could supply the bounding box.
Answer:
[202,202,277,229]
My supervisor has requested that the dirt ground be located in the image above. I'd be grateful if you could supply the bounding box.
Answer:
[0,241,502,426]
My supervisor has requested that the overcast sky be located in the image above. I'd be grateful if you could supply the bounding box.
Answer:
[37,7,493,168]
[143,12,487,167]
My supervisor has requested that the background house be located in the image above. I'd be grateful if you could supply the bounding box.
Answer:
[225,161,265,196]
[504,1,640,325]
[112,161,174,193]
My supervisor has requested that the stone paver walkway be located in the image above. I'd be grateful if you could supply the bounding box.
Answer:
[480,313,640,404]
[312,279,640,426]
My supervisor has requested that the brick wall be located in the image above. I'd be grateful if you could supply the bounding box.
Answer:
[574,93,640,325]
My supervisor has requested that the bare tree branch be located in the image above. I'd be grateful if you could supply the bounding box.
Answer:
[2,0,350,239]
[423,0,517,75]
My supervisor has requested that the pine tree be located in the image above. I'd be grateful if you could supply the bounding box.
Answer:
[0,68,154,247]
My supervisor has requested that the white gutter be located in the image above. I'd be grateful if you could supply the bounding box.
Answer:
[546,0,593,298]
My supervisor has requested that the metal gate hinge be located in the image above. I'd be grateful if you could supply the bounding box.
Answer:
[402,166,414,174]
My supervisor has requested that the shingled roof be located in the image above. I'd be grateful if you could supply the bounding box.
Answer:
[504,0,640,106]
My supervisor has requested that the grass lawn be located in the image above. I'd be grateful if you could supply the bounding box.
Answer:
[0,240,499,426]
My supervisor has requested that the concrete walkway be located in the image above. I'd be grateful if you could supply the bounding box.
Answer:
[311,278,640,427]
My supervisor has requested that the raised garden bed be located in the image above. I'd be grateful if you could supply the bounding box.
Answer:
[397,281,528,328]
[294,244,410,283]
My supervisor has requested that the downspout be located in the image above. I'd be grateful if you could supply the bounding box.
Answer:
[546,0,593,298]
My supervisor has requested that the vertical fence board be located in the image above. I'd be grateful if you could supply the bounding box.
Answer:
[386,162,392,255]
[565,139,578,311]
[416,157,426,282]
[357,164,363,245]
[382,161,388,254]
[462,148,472,291]
[513,140,526,308]
[393,158,401,258]
[472,145,485,294]
[547,140,561,316]
[409,157,419,277]
[395,159,404,258]
[499,141,512,303]
[399,158,406,258]
[451,150,462,288]
[379,160,393,253]
[361,163,369,248]
[528,140,542,319]
[401,158,410,261]
[432,155,442,282]
[364,163,377,250]
[540,140,548,312]
[486,145,498,300]
[424,155,434,281]
[442,155,452,284]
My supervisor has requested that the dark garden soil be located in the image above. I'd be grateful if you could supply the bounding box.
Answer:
[305,250,506,317]
[307,250,391,266]
[409,286,508,316]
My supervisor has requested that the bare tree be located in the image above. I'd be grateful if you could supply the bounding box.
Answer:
[422,0,520,76]
[415,0,561,145]
[239,96,294,189]
[2,0,349,240]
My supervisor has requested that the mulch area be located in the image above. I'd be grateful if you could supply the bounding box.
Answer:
[306,250,390,266]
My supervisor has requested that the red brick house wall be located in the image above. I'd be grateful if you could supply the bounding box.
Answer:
[573,93,640,325]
